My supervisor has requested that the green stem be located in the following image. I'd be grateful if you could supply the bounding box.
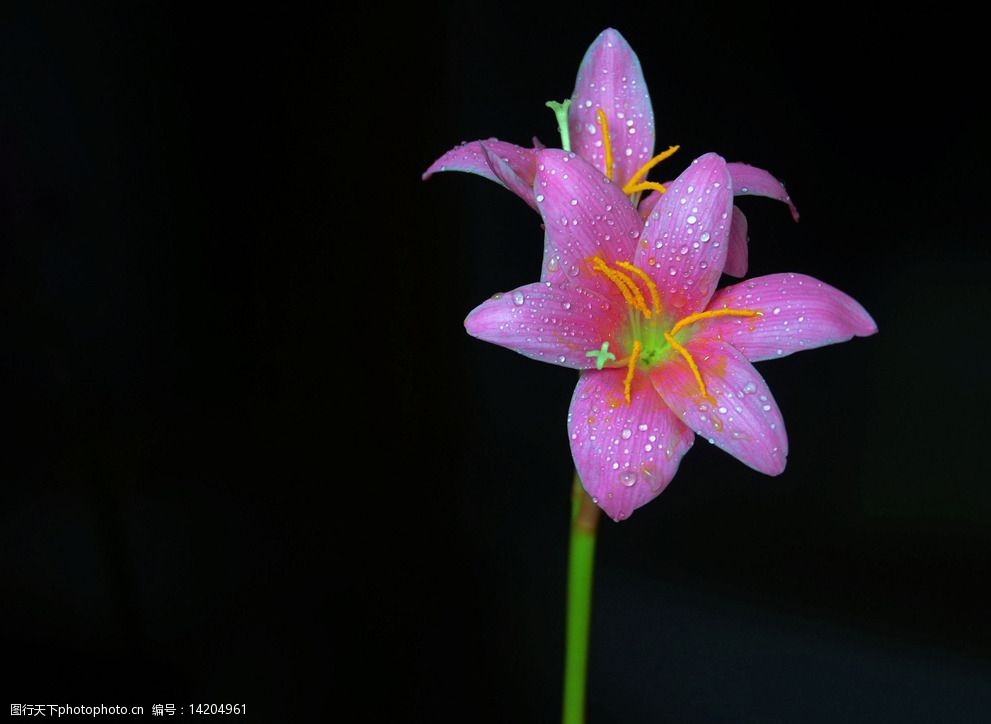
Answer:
[546,99,573,152]
[563,471,600,724]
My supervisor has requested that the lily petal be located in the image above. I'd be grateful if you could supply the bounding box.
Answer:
[569,368,694,521]
[702,273,877,362]
[464,282,625,369]
[423,139,540,209]
[536,149,643,289]
[635,153,734,315]
[641,195,750,277]
[568,28,655,187]
[636,189,662,219]
[724,206,749,278]
[651,338,788,475]
[727,162,800,222]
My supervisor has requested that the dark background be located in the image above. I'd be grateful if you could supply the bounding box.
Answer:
[2,3,988,722]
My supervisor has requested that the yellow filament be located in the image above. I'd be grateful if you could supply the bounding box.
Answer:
[590,257,636,308]
[623,340,642,404]
[590,257,651,318]
[670,308,762,337]
[616,261,661,314]
[622,145,680,194]
[624,181,667,196]
[596,108,614,181]
[664,332,714,403]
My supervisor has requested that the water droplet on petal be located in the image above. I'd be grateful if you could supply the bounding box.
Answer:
[743,382,757,394]
[512,291,525,306]
[619,471,637,487]
[621,428,632,440]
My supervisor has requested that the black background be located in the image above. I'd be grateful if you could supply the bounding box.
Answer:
[2,3,989,722]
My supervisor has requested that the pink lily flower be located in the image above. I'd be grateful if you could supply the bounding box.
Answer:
[464,150,876,521]
[423,28,798,277]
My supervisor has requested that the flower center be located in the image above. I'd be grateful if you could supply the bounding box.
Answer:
[586,256,762,405]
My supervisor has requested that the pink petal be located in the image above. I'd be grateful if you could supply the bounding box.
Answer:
[567,28,655,187]
[702,273,877,362]
[726,162,800,222]
[535,149,643,290]
[637,189,662,220]
[724,206,749,278]
[568,368,694,521]
[423,139,540,210]
[642,198,748,278]
[634,153,734,315]
[464,282,625,368]
[651,338,788,475]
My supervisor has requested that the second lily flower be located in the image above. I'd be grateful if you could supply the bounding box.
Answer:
[424,27,798,278]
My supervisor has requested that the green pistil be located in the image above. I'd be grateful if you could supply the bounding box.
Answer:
[624,313,677,371]
[640,346,663,367]
[546,99,572,152]
[585,341,615,370]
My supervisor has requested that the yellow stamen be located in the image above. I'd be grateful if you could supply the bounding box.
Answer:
[590,257,651,318]
[622,145,680,195]
[624,181,668,196]
[623,340,642,404]
[596,108,614,181]
[664,332,714,403]
[670,308,762,337]
[590,257,636,308]
[616,261,661,314]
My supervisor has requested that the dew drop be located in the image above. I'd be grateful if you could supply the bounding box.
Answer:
[699,232,710,242]
[512,291,525,306]
[772,307,781,315]
[638,423,648,432]
[686,215,697,224]
[536,194,545,202]
[743,382,757,394]
[619,471,638,486]
[621,428,632,440]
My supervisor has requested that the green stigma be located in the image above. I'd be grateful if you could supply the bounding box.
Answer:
[545,99,572,152]
[585,341,615,370]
